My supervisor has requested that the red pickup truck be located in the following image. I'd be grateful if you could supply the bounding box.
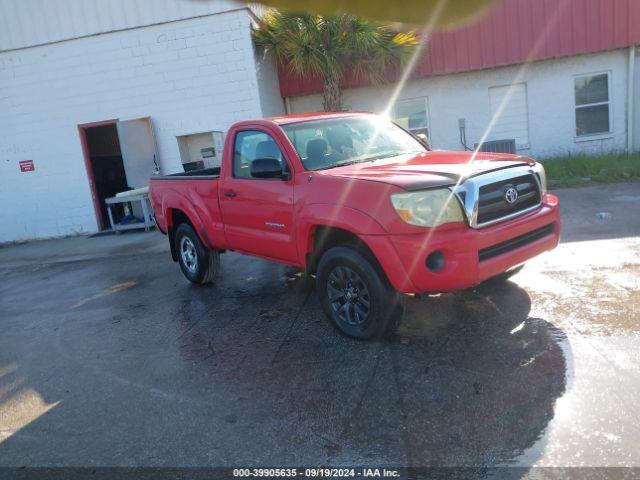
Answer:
[150,112,560,339]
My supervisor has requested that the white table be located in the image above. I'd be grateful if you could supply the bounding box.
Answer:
[105,193,155,233]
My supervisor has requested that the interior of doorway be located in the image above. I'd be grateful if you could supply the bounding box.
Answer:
[79,122,131,230]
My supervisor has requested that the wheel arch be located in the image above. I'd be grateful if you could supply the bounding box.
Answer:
[304,225,389,284]
[167,208,204,262]
[299,212,415,293]
[297,203,387,271]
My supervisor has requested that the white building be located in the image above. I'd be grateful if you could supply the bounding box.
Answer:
[1,0,638,243]
[0,0,283,242]
[290,49,639,159]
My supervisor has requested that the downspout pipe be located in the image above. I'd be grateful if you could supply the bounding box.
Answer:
[628,45,636,153]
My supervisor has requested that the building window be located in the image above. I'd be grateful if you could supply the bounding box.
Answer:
[574,73,611,137]
[394,98,429,139]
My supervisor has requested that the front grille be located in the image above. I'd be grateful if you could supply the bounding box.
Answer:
[478,224,554,262]
[476,173,541,225]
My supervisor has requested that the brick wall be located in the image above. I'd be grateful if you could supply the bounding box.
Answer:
[0,8,283,242]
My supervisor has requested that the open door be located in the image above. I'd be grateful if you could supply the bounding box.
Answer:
[116,117,159,188]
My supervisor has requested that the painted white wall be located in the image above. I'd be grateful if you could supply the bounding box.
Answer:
[0,7,280,242]
[0,0,243,52]
[633,47,640,152]
[255,50,285,118]
[289,50,630,159]
[488,83,529,150]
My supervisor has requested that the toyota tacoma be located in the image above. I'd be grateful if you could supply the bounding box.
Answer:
[150,112,560,339]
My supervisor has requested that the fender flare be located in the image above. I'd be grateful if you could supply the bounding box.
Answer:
[295,203,387,261]
[295,204,416,292]
[162,193,216,252]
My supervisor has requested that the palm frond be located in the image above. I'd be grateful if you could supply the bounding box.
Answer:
[252,10,419,109]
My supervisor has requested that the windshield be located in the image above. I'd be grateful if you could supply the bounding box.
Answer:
[282,115,426,171]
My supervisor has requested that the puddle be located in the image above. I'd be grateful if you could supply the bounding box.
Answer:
[516,239,640,336]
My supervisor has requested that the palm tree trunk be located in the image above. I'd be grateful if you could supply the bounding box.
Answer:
[322,74,343,112]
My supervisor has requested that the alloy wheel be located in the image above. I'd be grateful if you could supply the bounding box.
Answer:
[327,266,371,327]
[180,236,198,273]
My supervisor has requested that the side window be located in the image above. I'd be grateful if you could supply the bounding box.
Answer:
[233,130,285,179]
[394,97,430,139]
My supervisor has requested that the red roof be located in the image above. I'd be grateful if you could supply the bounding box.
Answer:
[278,0,640,97]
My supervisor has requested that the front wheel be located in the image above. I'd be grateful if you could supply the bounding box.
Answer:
[316,246,401,340]
[175,224,219,284]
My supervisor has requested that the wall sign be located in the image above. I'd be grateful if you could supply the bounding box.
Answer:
[19,160,35,172]
[200,147,215,158]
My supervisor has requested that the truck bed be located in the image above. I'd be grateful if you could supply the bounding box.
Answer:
[154,167,220,179]
[149,167,221,238]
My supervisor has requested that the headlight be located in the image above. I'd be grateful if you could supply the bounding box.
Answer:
[390,188,465,227]
[533,162,547,194]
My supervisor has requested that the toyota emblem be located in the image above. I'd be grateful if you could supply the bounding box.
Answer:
[504,186,518,205]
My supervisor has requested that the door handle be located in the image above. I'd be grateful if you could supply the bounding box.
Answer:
[224,190,237,198]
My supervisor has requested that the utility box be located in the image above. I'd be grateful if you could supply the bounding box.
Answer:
[177,131,224,171]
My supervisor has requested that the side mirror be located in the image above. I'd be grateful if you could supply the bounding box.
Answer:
[250,158,289,180]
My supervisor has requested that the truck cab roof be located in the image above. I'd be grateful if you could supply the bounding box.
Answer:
[266,111,373,126]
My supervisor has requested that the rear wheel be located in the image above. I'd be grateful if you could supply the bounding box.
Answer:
[175,224,219,284]
[316,246,401,340]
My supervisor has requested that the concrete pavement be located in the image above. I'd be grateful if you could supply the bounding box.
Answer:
[0,182,639,473]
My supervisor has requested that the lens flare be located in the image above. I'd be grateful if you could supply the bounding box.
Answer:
[381,0,449,119]
[328,0,450,232]
[395,0,571,278]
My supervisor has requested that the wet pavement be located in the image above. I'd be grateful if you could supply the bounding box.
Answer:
[0,182,639,473]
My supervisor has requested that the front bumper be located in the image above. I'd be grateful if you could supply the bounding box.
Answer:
[364,194,561,294]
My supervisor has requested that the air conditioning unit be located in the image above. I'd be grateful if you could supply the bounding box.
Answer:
[474,139,517,154]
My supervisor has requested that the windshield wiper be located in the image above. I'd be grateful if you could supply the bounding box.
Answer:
[356,150,424,164]
[320,160,361,170]
[357,154,396,163]
[317,151,424,171]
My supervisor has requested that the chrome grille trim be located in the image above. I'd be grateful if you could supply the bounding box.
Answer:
[449,166,543,229]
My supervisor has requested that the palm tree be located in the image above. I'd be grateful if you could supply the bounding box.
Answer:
[252,11,419,112]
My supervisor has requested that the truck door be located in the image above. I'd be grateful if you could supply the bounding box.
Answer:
[219,129,297,263]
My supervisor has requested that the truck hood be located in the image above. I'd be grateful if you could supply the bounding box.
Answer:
[319,150,534,191]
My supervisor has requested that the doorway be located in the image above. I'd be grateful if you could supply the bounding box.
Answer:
[79,121,129,230]
[79,117,158,231]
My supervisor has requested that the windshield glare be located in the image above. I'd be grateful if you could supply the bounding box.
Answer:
[282,116,426,171]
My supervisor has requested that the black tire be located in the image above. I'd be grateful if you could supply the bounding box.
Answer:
[316,246,401,340]
[174,223,219,285]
